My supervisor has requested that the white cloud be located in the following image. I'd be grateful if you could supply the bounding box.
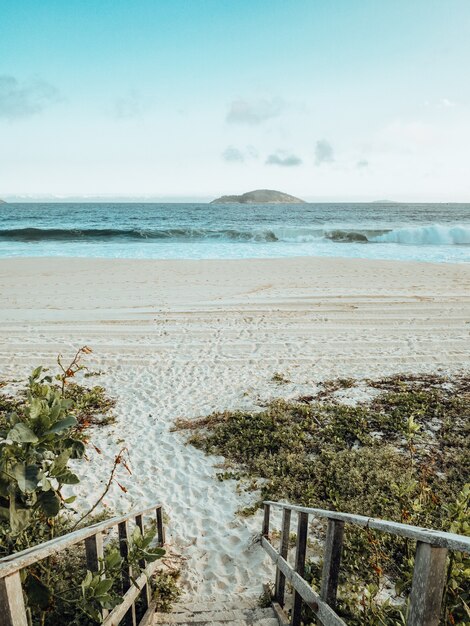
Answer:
[222,145,258,163]
[314,139,334,165]
[226,97,285,125]
[222,146,245,162]
[266,151,302,166]
[0,75,59,120]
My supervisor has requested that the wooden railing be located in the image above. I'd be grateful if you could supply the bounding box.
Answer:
[261,500,470,626]
[0,502,165,626]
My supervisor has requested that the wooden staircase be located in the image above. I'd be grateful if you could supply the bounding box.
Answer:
[1,499,469,626]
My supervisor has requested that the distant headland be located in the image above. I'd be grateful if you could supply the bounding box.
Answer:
[0,199,6,204]
[210,189,305,204]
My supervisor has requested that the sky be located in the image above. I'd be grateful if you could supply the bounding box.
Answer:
[1,0,470,201]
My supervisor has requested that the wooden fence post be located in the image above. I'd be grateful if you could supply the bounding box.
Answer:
[156,506,165,546]
[118,520,137,626]
[0,572,28,626]
[85,532,104,572]
[135,514,150,611]
[407,541,448,626]
[274,507,291,607]
[320,519,344,610]
[262,504,271,537]
[291,511,308,626]
[84,532,109,619]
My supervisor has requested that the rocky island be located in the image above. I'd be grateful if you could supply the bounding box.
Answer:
[211,189,305,204]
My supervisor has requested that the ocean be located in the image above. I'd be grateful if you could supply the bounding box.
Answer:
[1,202,469,263]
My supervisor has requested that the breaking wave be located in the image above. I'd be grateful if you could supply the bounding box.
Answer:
[369,225,470,245]
[0,227,279,242]
[0,224,469,245]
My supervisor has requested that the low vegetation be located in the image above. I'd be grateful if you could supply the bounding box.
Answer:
[176,373,470,625]
[0,348,178,625]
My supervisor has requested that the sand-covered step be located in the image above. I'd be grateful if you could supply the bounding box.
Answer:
[154,606,278,625]
[154,597,278,625]
[170,597,261,613]
[155,621,278,626]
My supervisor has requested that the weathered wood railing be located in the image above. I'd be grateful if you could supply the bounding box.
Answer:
[261,500,470,626]
[0,502,165,626]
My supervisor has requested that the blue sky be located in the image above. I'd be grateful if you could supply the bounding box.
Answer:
[1,0,470,200]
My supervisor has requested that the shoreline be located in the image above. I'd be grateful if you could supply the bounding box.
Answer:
[2,253,470,261]
[0,253,469,265]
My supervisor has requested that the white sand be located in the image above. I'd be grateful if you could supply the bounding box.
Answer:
[0,256,469,597]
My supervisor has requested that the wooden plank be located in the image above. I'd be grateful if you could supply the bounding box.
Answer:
[156,506,165,546]
[0,571,28,626]
[262,501,470,552]
[135,514,150,612]
[261,537,346,626]
[274,507,291,607]
[85,532,104,572]
[407,542,448,626]
[118,520,137,626]
[0,502,162,578]
[291,511,308,626]
[84,532,109,620]
[262,503,270,537]
[271,600,290,626]
[102,561,159,626]
[320,519,344,610]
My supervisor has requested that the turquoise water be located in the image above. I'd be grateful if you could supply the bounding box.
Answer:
[1,202,469,263]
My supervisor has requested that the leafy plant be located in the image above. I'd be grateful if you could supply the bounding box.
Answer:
[0,350,170,626]
[77,547,122,622]
[23,527,167,626]
[77,527,166,624]
[0,365,84,544]
[129,525,166,569]
[153,570,182,613]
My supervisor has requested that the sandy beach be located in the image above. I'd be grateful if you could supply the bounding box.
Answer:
[1,256,469,597]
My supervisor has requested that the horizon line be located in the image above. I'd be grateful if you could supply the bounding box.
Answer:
[2,195,469,204]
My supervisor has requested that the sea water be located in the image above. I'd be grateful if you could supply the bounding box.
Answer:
[0,202,469,263]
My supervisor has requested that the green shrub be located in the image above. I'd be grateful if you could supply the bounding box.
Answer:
[176,373,470,625]
[0,350,170,625]
[0,365,86,548]
[153,570,183,613]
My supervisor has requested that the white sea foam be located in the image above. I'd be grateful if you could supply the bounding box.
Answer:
[371,224,470,245]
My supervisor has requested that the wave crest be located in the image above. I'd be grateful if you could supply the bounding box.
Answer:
[370,225,470,245]
[0,224,469,245]
[0,227,279,242]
